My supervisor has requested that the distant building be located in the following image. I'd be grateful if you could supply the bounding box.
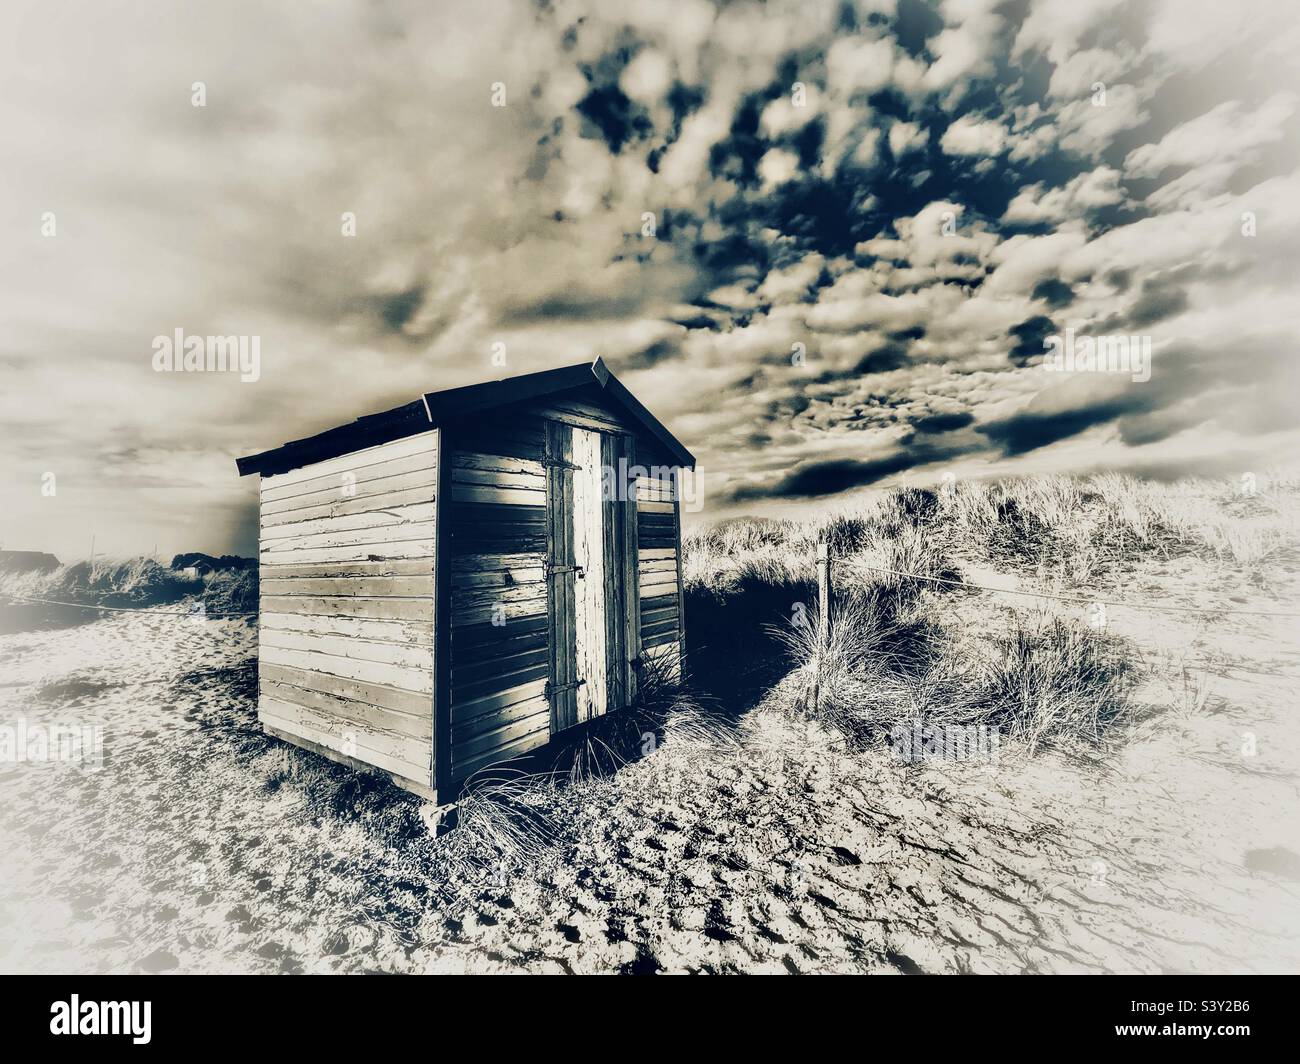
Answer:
[168,553,255,575]
[0,550,61,574]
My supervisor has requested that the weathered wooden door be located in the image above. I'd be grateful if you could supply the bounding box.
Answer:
[546,422,635,734]
[571,426,609,723]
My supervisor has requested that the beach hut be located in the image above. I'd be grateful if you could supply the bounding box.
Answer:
[236,359,692,801]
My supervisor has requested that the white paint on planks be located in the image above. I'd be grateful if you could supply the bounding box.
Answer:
[256,428,439,785]
[571,426,607,723]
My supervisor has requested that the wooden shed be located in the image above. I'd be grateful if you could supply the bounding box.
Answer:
[236,359,693,802]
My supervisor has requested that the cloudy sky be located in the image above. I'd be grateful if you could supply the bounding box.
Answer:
[2,0,1298,559]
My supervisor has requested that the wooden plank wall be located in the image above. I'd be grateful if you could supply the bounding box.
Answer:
[444,418,552,784]
[636,470,683,681]
[257,430,439,792]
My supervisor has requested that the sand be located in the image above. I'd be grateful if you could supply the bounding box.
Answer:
[1,553,1297,973]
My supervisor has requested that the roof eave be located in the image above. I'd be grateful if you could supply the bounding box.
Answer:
[236,358,694,477]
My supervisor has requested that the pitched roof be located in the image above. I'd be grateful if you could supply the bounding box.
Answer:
[235,357,694,477]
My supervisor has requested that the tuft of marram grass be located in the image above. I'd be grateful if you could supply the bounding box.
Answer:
[203,567,258,616]
[974,615,1135,754]
[770,576,1136,756]
[449,772,559,868]
[554,653,736,785]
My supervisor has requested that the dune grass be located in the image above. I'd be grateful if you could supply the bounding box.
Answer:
[201,567,259,616]
[0,555,258,621]
[689,470,1297,757]
[685,471,1298,595]
[0,556,191,607]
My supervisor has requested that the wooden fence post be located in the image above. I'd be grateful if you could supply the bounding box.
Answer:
[811,541,832,713]
[818,541,832,642]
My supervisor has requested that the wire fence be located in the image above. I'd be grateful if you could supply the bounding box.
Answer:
[799,551,1300,697]
[848,563,1300,618]
[3,555,1298,620]
[3,550,1296,699]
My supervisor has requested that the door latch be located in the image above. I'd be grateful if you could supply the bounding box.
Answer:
[545,679,587,699]
[547,563,586,578]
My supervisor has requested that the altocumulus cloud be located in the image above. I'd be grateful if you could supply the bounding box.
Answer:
[1,0,1298,553]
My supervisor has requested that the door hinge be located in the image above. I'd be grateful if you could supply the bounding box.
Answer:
[541,457,583,470]
[545,679,587,699]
